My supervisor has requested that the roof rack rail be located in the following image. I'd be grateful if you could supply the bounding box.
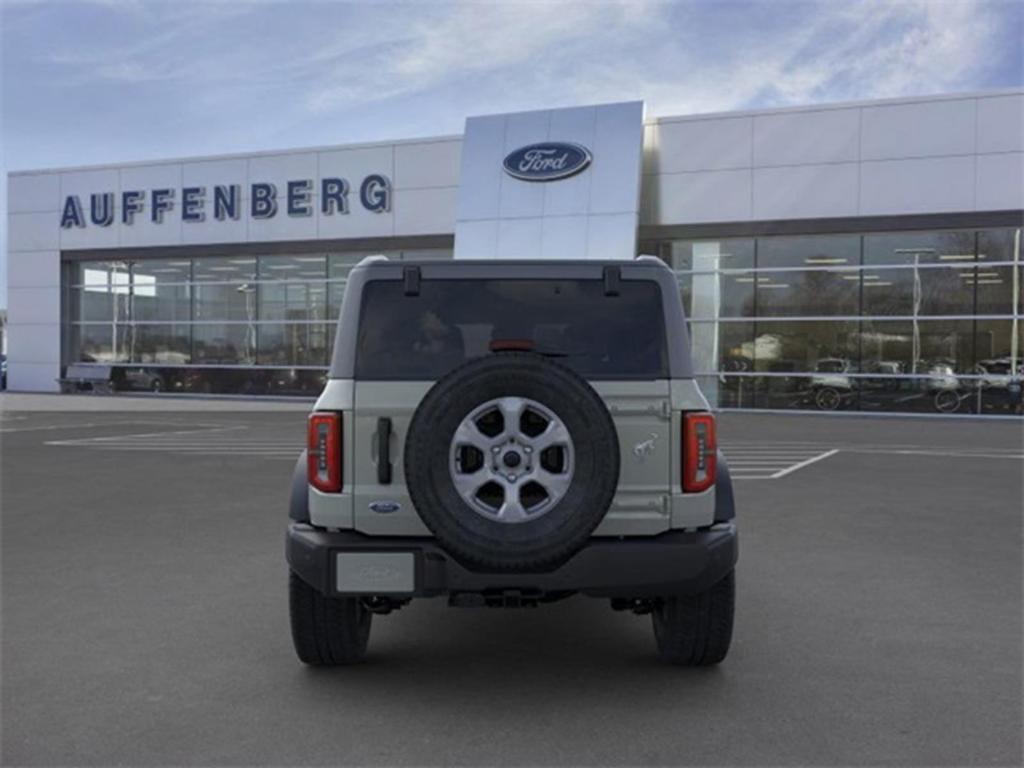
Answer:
[357,254,390,266]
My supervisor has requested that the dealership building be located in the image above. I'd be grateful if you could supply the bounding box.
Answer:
[5,89,1022,414]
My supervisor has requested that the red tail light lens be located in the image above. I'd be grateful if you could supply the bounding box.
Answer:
[682,412,717,493]
[307,412,342,493]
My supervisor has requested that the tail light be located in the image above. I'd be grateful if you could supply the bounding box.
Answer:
[307,412,342,493]
[682,412,716,493]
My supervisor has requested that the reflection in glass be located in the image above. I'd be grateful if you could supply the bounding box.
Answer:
[859,265,974,316]
[757,235,859,269]
[751,321,859,373]
[194,282,257,321]
[861,319,974,375]
[754,270,858,316]
[863,230,975,265]
[262,254,326,281]
[192,323,255,365]
[257,323,329,366]
[131,324,191,364]
[663,239,755,272]
[192,256,257,282]
[70,324,130,363]
[258,281,326,322]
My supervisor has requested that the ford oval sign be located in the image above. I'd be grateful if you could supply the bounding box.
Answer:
[503,142,592,182]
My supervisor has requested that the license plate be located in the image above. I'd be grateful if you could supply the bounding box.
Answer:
[335,552,415,594]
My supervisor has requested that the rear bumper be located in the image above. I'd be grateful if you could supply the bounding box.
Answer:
[286,522,738,599]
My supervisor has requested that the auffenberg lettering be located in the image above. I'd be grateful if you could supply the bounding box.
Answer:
[59,174,391,227]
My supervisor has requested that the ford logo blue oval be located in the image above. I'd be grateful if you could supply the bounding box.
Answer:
[369,500,401,514]
[503,142,592,182]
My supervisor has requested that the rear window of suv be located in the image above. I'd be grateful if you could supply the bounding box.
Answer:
[354,278,668,380]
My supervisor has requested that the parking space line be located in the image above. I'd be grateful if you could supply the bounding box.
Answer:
[769,448,840,479]
[721,443,843,481]
[43,424,302,459]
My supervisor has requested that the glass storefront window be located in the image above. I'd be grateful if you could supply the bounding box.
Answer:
[859,265,975,316]
[192,256,257,282]
[756,234,859,269]
[132,259,191,285]
[131,324,191,365]
[663,239,755,272]
[752,321,859,373]
[192,324,255,365]
[261,254,326,280]
[256,323,329,366]
[70,324,130,364]
[754,269,859,317]
[71,260,131,289]
[861,319,974,375]
[67,286,131,323]
[863,230,976,265]
[258,281,326,322]
[193,282,257,321]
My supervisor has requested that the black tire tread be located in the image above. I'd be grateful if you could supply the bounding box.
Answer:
[652,570,735,666]
[289,571,371,665]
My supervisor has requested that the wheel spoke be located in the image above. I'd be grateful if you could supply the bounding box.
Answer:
[450,470,489,503]
[452,419,492,452]
[496,397,526,437]
[534,467,572,499]
[448,396,575,525]
[533,420,571,452]
[496,487,530,523]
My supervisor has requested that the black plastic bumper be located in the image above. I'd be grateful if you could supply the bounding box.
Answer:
[287,522,738,599]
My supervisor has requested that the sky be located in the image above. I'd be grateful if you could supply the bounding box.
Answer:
[2,0,1022,306]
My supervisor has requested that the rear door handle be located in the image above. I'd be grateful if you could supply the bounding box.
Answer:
[377,417,392,484]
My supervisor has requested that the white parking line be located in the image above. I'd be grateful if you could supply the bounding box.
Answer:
[44,425,302,459]
[722,443,842,480]
[769,448,840,479]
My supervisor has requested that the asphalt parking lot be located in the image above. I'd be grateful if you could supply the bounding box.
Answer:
[1,397,1021,766]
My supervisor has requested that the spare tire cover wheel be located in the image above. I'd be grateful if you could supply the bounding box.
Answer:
[404,353,620,572]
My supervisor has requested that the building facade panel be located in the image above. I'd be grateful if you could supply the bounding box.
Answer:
[7,172,59,214]
[9,212,60,252]
[7,361,61,393]
[394,186,458,235]
[975,152,1024,211]
[6,250,59,289]
[6,286,60,326]
[752,107,860,166]
[653,168,753,224]
[653,116,752,173]
[394,139,461,190]
[977,94,1024,154]
[752,163,859,220]
[860,97,977,160]
[859,155,976,215]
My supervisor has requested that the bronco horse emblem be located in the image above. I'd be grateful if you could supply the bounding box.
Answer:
[633,433,659,460]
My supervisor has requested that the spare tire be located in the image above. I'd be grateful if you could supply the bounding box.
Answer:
[404,353,619,572]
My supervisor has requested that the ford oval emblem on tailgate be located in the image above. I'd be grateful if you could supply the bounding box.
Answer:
[369,500,401,514]
[503,142,592,182]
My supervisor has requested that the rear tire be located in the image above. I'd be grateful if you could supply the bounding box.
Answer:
[652,570,735,666]
[289,571,372,665]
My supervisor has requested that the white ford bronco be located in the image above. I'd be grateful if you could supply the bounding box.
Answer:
[287,257,737,665]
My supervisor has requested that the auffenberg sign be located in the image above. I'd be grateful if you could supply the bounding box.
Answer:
[59,174,392,229]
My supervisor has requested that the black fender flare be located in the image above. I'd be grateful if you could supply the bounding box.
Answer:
[289,450,309,522]
[714,449,735,523]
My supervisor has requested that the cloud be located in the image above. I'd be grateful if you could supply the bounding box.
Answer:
[295,0,1018,118]
[302,1,660,112]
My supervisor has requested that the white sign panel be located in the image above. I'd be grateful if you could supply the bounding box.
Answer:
[454,101,645,260]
